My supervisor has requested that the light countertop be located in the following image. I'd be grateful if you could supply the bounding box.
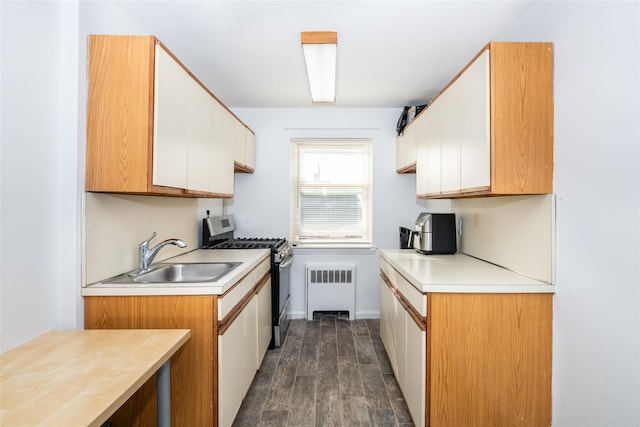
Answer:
[82,248,270,296]
[0,329,190,427]
[380,249,555,293]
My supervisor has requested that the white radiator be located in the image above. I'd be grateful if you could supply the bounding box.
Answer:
[306,264,356,320]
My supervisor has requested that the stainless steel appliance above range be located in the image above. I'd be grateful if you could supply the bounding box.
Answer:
[202,214,292,348]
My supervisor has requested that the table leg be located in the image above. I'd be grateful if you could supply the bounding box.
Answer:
[157,361,171,427]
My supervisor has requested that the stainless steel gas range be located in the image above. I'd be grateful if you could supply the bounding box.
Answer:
[202,215,292,348]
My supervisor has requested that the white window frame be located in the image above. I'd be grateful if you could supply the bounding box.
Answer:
[290,138,372,247]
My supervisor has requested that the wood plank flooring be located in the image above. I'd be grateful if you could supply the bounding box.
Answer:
[232,315,415,427]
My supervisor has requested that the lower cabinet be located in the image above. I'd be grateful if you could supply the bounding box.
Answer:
[218,277,271,427]
[218,297,258,427]
[404,312,426,423]
[380,259,552,427]
[84,258,271,427]
[380,268,426,426]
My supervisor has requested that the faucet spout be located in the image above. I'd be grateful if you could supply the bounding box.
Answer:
[132,232,188,275]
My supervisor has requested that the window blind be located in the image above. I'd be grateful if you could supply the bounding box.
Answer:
[290,138,372,246]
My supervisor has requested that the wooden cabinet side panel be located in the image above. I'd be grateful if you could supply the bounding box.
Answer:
[490,42,554,194]
[429,293,552,427]
[84,295,216,427]
[86,35,153,193]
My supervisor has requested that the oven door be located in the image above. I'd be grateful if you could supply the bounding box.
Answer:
[273,256,292,347]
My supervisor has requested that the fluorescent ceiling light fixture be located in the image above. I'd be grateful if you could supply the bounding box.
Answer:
[301,31,337,104]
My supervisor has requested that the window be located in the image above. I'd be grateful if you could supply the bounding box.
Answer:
[290,138,372,247]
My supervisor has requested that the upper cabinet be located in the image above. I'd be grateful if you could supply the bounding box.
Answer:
[396,120,417,173]
[412,42,553,198]
[86,35,251,197]
[233,120,255,173]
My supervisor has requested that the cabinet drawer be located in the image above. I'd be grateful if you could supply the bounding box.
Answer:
[380,258,426,317]
[218,258,269,320]
[395,270,426,317]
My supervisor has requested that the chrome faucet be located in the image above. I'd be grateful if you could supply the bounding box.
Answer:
[132,232,187,275]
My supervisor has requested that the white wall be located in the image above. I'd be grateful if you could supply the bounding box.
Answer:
[1,1,81,351]
[0,0,222,350]
[83,193,223,285]
[226,108,445,318]
[501,2,640,426]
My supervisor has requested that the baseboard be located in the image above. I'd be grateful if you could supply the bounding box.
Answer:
[289,310,380,320]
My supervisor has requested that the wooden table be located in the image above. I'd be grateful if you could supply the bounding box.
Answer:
[0,329,190,427]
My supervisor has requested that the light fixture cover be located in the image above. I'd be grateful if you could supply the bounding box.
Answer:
[301,31,337,104]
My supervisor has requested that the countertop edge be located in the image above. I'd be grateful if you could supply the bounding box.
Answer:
[380,249,555,294]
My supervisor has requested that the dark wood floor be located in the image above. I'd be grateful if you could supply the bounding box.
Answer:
[232,315,415,427]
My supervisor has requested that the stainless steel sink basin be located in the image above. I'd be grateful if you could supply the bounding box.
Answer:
[100,262,242,285]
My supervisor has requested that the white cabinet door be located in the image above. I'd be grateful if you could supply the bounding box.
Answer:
[218,314,243,427]
[218,297,258,427]
[415,134,428,195]
[380,270,427,427]
[210,100,235,195]
[440,78,461,194]
[244,297,258,388]
[416,50,491,198]
[153,45,188,189]
[154,44,239,195]
[394,293,408,392]
[232,120,255,171]
[459,50,490,191]
[405,316,426,427]
[397,122,417,170]
[233,119,246,166]
[417,101,442,196]
[256,279,272,365]
[186,78,213,193]
[379,280,397,373]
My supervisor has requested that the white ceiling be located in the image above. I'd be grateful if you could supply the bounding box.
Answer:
[115,0,537,108]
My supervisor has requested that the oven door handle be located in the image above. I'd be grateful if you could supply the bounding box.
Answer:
[279,257,294,269]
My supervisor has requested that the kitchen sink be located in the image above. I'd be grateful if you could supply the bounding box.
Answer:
[99,262,242,285]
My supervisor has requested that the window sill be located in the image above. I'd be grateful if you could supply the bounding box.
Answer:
[292,245,379,254]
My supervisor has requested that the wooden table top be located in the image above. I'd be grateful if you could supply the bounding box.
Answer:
[0,329,190,427]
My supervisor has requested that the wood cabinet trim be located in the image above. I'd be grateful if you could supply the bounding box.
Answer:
[184,189,233,199]
[380,271,426,331]
[254,271,271,294]
[218,271,270,335]
[425,295,432,427]
[234,160,255,174]
[396,161,417,174]
[219,257,269,299]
